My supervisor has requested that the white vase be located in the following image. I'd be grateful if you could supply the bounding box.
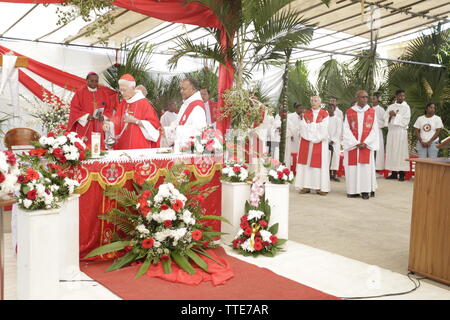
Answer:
[221,181,251,245]
[58,194,80,280]
[264,183,289,239]
[16,205,60,300]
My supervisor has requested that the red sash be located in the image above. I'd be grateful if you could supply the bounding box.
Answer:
[347,108,375,166]
[297,109,329,168]
[178,100,205,125]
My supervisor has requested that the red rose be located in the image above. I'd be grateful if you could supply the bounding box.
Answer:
[270,235,278,244]
[142,238,154,249]
[262,241,270,247]
[163,220,173,228]
[58,125,67,131]
[202,241,210,248]
[18,175,28,184]
[27,189,37,200]
[48,163,62,171]
[171,199,183,212]
[240,214,248,222]
[141,190,152,199]
[160,204,169,210]
[232,166,241,173]
[47,132,56,138]
[183,169,191,176]
[258,220,268,227]
[277,171,284,179]
[244,227,252,237]
[79,151,86,161]
[254,237,262,243]
[243,165,248,169]
[57,171,67,179]
[5,151,16,165]
[138,196,148,208]
[52,148,63,158]
[26,168,40,181]
[74,142,84,151]
[59,155,67,163]
[254,242,263,251]
[161,254,170,262]
[140,206,150,217]
[283,168,290,175]
[240,221,249,229]
[232,239,240,249]
[192,230,203,241]
[0,173,5,183]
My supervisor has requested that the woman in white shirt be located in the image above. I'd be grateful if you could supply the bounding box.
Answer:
[413,103,443,158]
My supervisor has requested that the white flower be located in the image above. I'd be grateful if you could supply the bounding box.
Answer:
[153,241,161,248]
[235,229,244,239]
[154,229,171,242]
[289,172,294,180]
[282,174,288,181]
[269,170,277,178]
[260,230,272,242]
[195,143,204,153]
[23,199,32,209]
[55,135,68,146]
[241,239,254,252]
[35,184,46,197]
[222,167,230,175]
[239,170,248,181]
[227,170,234,178]
[182,209,196,225]
[247,210,264,221]
[171,227,188,241]
[136,224,150,235]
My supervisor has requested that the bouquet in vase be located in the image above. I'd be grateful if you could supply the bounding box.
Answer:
[221,163,253,183]
[0,150,20,199]
[268,164,294,184]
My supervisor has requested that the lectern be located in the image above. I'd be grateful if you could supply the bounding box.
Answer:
[408,158,450,285]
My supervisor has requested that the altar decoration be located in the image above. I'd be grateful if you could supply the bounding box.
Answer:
[0,150,20,199]
[268,164,294,184]
[23,90,71,134]
[221,163,253,183]
[180,135,223,155]
[232,180,286,257]
[85,163,230,279]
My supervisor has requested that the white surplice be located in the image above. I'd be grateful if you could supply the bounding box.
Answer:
[294,108,330,192]
[160,111,178,147]
[383,101,411,171]
[285,112,301,168]
[373,105,386,170]
[343,105,379,194]
[328,115,342,171]
[164,91,207,152]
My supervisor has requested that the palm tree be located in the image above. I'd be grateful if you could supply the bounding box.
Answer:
[286,60,316,110]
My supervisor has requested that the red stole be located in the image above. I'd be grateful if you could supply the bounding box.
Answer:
[346,108,375,166]
[178,100,205,125]
[298,109,329,168]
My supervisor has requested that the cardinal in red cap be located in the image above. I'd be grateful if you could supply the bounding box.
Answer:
[106,74,161,150]
[68,72,116,149]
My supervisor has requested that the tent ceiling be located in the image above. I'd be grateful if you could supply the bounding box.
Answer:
[0,0,448,54]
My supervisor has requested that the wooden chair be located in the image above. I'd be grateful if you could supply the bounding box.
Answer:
[3,128,40,151]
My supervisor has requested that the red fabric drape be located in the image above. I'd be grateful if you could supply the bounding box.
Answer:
[18,70,62,104]
[0,0,233,133]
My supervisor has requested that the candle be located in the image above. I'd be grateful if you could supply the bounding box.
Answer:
[91,132,101,158]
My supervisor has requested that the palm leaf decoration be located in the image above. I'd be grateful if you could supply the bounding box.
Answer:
[286,60,316,110]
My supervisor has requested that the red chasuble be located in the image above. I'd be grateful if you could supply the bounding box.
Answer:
[113,96,162,150]
[346,107,375,165]
[297,108,329,168]
[178,100,205,125]
[68,86,115,150]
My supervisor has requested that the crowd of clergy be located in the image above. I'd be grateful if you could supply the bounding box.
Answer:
[67,72,445,201]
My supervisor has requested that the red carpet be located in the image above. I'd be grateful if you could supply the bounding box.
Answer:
[80,247,339,300]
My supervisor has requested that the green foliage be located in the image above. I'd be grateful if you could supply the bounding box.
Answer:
[83,240,133,259]
[286,60,316,111]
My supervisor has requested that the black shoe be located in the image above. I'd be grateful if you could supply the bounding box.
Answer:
[361,193,370,200]
[331,176,340,182]
[398,171,405,181]
[347,194,360,198]
[370,192,375,197]
[386,171,398,180]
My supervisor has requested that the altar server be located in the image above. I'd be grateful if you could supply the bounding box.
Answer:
[343,90,379,200]
[295,96,330,195]
[372,93,386,171]
[106,74,161,150]
[327,104,342,182]
[384,89,411,181]
[329,96,344,122]
[68,72,115,149]
[160,100,178,147]
[285,103,304,168]
[200,87,217,127]
[164,78,207,151]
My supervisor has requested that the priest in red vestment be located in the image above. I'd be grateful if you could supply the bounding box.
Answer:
[107,74,161,150]
[68,72,115,149]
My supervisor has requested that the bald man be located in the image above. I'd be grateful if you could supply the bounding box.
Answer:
[343,90,379,199]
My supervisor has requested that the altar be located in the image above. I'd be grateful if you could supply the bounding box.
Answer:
[72,149,223,260]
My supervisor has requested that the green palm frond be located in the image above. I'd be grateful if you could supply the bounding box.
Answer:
[104,186,138,207]
[99,208,136,234]
[286,60,316,110]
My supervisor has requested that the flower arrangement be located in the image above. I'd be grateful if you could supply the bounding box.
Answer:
[0,150,20,199]
[22,91,71,134]
[268,164,294,184]
[221,163,253,183]
[232,179,286,257]
[25,127,90,166]
[16,164,79,210]
[84,163,229,278]
[180,135,223,155]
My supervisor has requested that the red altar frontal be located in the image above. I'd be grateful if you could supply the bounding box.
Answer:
[70,151,223,260]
